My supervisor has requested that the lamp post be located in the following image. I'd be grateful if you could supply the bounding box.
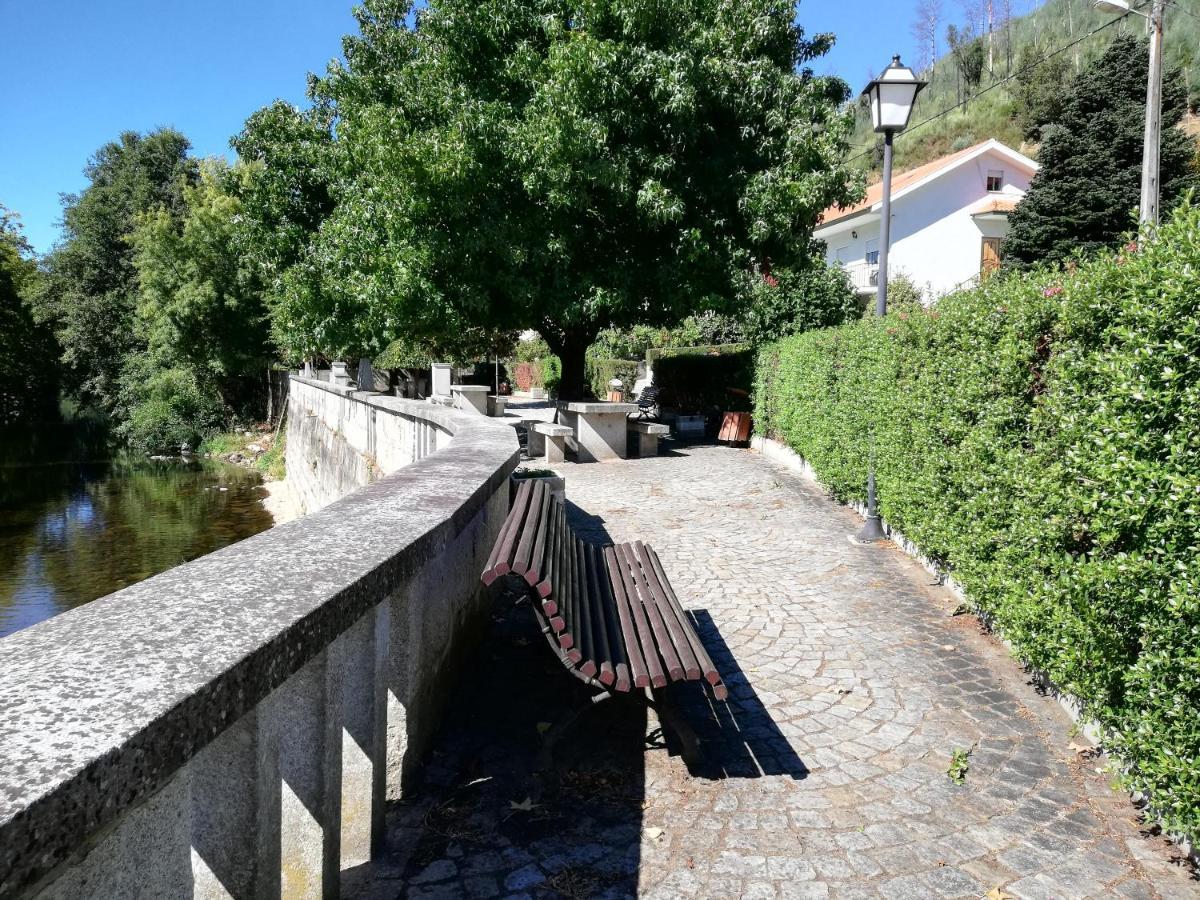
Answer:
[1093,0,1165,227]
[855,55,925,544]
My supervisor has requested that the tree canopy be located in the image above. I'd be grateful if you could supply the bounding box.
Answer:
[32,129,197,417]
[1005,35,1198,268]
[0,207,58,426]
[236,0,862,397]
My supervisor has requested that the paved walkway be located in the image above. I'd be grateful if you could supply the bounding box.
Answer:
[352,444,1197,899]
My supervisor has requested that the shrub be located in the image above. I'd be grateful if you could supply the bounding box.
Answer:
[586,357,640,399]
[540,356,562,395]
[120,362,225,453]
[754,201,1200,842]
[739,263,860,345]
[513,361,542,392]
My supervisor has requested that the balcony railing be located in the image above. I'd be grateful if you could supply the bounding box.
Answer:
[841,261,879,291]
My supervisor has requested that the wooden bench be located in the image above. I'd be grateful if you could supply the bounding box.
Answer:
[529,422,573,463]
[482,479,726,763]
[628,420,669,457]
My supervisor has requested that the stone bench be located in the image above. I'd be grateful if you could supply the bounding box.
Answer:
[629,420,670,457]
[530,423,574,463]
[487,395,509,417]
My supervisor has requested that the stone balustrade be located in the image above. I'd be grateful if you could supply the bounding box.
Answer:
[0,376,519,899]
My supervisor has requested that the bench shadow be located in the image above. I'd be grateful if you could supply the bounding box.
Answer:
[667,610,809,781]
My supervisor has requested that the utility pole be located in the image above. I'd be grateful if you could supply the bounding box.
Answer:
[1140,0,1166,227]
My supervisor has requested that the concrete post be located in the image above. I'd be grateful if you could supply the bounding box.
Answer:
[330,360,351,387]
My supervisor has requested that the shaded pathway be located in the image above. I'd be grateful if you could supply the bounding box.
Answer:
[351,444,1197,899]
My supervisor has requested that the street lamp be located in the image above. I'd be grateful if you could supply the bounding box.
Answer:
[1093,0,1165,227]
[855,55,925,544]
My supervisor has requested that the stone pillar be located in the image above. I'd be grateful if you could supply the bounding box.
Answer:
[256,653,337,899]
[430,363,452,400]
[303,360,315,379]
[326,608,387,871]
[527,425,545,459]
[330,360,351,387]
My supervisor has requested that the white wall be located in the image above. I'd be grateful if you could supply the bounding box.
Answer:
[819,148,1033,300]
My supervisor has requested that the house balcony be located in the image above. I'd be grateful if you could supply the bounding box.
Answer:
[842,261,879,293]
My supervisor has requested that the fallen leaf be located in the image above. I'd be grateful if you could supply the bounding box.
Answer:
[985,888,1014,900]
[941,645,956,652]
[645,827,664,841]
[1068,742,1090,754]
[536,722,552,735]
[509,797,536,812]
[686,857,695,869]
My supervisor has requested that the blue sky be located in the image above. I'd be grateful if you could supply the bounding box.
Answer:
[2,1,965,254]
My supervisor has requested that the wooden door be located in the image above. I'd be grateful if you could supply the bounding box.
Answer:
[981,237,1002,277]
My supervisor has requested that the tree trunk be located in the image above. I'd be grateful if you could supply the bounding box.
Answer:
[541,326,596,402]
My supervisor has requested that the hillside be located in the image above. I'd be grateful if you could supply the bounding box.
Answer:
[849,0,1200,174]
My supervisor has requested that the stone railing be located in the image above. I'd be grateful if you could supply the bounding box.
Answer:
[0,376,519,898]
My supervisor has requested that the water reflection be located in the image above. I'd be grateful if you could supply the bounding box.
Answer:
[0,451,274,639]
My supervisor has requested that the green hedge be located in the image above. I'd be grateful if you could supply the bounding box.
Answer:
[755,202,1200,841]
[652,344,754,413]
[586,357,640,399]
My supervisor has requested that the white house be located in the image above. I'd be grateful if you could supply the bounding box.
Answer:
[814,139,1039,301]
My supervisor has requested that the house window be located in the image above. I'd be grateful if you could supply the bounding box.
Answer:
[865,239,879,266]
[834,245,853,264]
[986,169,1004,192]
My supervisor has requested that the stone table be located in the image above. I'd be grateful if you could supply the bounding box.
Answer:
[556,401,638,462]
[450,384,490,415]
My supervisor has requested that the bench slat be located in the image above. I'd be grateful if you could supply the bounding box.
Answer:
[512,481,549,577]
[482,479,533,584]
[644,546,728,700]
[574,540,599,679]
[525,482,555,590]
[536,498,564,605]
[617,542,685,683]
[603,546,650,690]
[631,541,702,681]
[585,544,618,687]
[610,544,667,688]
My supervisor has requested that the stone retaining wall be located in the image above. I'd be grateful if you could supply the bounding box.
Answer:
[0,376,519,898]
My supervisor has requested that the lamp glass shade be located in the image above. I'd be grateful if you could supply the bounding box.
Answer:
[1093,0,1131,14]
[864,56,926,133]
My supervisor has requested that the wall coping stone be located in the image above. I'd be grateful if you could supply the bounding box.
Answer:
[0,376,519,896]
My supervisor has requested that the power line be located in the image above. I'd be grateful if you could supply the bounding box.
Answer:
[843,13,1127,168]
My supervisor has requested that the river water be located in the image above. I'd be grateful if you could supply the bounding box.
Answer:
[0,437,274,639]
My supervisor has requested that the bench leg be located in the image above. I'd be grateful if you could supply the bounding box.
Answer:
[544,435,566,464]
[637,432,659,457]
[646,688,702,767]
[536,691,612,772]
[526,427,545,459]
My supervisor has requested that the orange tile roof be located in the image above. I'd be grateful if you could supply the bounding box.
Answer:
[968,196,1019,216]
[820,140,995,227]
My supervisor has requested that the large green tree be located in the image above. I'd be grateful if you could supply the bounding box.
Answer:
[237,0,861,398]
[1005,35,1197,268]
[129,162,270,411]
[32,129,197,417]
[0,206,58,426]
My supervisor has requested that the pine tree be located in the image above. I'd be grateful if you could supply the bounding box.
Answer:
[1005,35,1197,268]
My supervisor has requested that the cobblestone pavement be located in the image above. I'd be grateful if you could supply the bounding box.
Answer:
[350,443,1198,900]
